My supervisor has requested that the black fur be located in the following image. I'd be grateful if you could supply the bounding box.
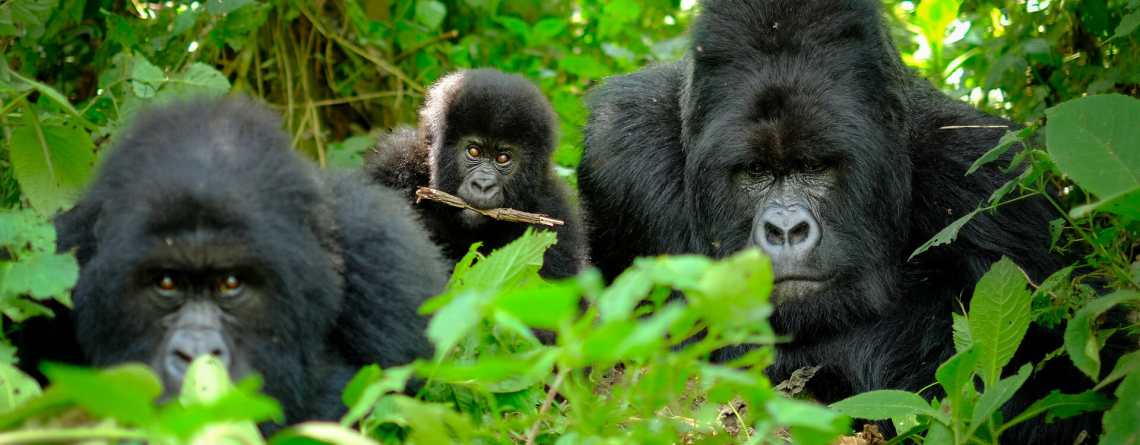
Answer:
[581,0,1093,441]
[365,69,584,279]
[21,98,446,425]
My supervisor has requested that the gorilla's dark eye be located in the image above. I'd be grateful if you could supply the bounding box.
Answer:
[747,162,766,176]
[218,274,243,298]
[155,274,179,296]
[466,145,481,158]
[495,153,511,165]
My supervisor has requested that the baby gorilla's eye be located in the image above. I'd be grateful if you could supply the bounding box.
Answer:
[155,274,179,296]
[495,153,511,165]
[466,145,481,158]
[218,274,243,298]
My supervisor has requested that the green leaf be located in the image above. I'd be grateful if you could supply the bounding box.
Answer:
[160,63,232,100]
[1097,351,1140,391]
[0,251,79,300]
[42,363,161,425]
[495,16,529,41]
[179,355,232,405]
[206,0,254,15]
[1005,390,1111,430]
[558,55,609,80]
[327,135,374,169]
[426,290,483,359]
[414,0,447,30]
[494,280,580,329]
[829,390,944,422]
[1046,94,1140,214]
[1102,372,1140,445]
[914,0,962,61]
[1112,10,1140,40]
[909,209,980,260]
[0,0,56,37]
[1069,188,1140,220]
[693,248,773,328]
[966,127,1034,176]
[1064,290,1140,381]
[936,347,979,402]
[9,108,96,215]
[602,0,642,25]
[130,57,165,99]
[0,209,56,254]
[968,257,1032,387]
[452,229,556,292]
[767,397,848,444]
[0,363,41,413]
[341,365,411,427]
[271,422,378,445]
[530,18,566,45]
[952,312,973,352]
[969,364,1030,436]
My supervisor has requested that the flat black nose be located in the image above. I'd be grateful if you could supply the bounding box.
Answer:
[754,205,820,257]
[471,176,497,194]
[164,329,230,382]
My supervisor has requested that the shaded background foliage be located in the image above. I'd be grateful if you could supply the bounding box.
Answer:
[0,0,1138,444]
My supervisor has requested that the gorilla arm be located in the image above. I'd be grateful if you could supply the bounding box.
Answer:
[324,171,447,367]
[365,126,431,202]
[580,62,693,281]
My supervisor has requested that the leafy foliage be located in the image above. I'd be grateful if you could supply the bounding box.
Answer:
[0,0,1137,444]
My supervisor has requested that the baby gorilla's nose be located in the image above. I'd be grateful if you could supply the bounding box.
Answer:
[164,328,230,382]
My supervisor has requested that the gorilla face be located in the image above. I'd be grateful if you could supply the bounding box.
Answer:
[452,135,519,226]
[687,75,910,334]
[73,197,338,405]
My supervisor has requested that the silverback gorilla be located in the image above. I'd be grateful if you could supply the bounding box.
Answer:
[581,0,1092,441]
[365,69,584,279]
[22,98,447,426]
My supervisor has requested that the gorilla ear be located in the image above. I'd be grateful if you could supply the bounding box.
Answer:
[54,199,102,265]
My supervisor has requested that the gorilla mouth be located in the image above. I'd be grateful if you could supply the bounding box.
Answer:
[771,275,832,302]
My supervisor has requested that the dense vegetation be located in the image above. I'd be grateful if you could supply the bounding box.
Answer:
[0,0,1137,443]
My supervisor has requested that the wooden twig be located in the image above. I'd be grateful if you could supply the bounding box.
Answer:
[525,368,568,445]
[415,187,565,227]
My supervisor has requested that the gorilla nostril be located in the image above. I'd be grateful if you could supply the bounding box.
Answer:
[764,222,784,246]
[789,221,810,245]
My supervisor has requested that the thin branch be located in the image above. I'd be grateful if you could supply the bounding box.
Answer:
[395,30,460,62]
[525,368,568,445]
[296,4,425,94]
[415,187,565,227]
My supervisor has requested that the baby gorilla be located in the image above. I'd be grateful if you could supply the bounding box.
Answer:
[366,69,584,278]
[27,98,447,426]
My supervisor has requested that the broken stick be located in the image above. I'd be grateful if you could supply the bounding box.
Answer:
[414,187,565,228]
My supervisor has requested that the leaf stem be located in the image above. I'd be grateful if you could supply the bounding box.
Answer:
[0,427,148,444]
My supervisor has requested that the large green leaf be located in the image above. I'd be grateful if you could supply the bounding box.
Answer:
[41,363,162,425]
[1046,94,1140,218]
[969,364,1030,437]
[0,0,56,37]
[829,390,944,422]
[1064,290,1140,381]
[0,363,41,413]
[968,257,1032,387]
[1102,372,1140,445]
[0,251,78,300]
[8,107,96,215]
